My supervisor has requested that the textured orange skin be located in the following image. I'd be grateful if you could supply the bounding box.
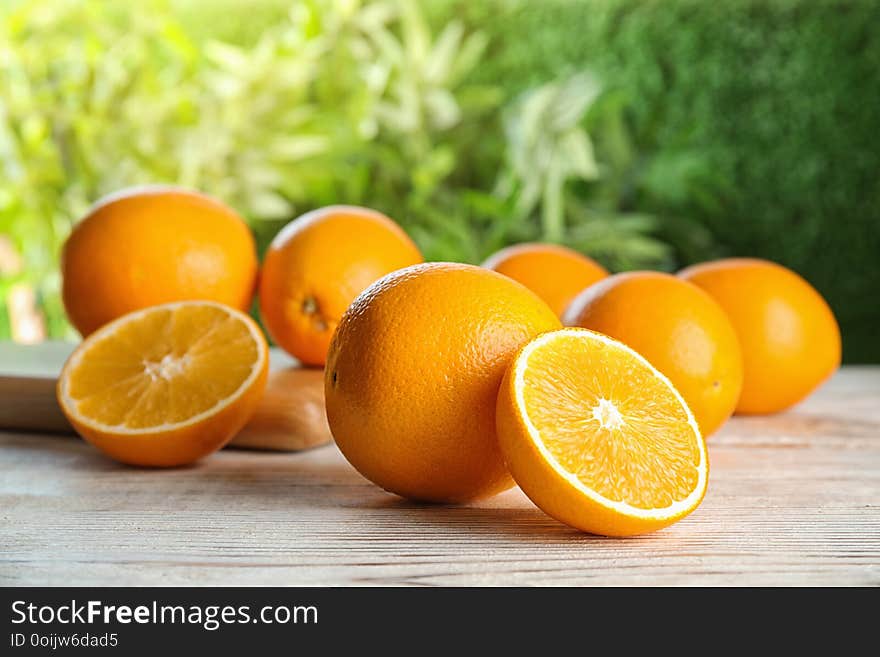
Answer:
[482,243,608,317]
[62,187,258,337]
[679,258,841,415]
[495,330,709,536]
[57,307,269,467]
[259,206,423,366]
[563,272,743,438]
[324,262,562,503]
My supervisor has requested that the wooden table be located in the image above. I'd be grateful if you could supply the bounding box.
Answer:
[2,368,878,586]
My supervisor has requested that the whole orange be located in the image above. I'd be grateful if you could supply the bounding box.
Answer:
[679,258,841,414]
[325,262,562,503]
[482,243,608,317]
[62,186,257,337]
[259,205,423,366]
[563,272,743,438]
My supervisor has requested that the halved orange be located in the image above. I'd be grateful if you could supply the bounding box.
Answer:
[496,328,708,536]
[58,301,269,467]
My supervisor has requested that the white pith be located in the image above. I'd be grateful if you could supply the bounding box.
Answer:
[513,328,708,520]
[59,301,266,434]
[591,397,625,431]
[143,353,189,381]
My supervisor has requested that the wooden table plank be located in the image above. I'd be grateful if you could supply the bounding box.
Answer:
[1,368,878,586]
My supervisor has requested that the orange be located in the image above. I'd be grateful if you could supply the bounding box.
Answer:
[259,205,423,366]
[679,258,841,414]
[324,262,561,503]
[57,301,269,467]
[62,186,257,337]
[482,243,608,317]
[496,328,708,536]
[563,272,743,438]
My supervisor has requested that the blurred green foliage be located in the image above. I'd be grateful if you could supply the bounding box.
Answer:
[2,0,878,362]
[0,0,664,342]
[468,0,880,362]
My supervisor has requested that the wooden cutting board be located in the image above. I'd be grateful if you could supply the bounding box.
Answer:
[0,341,332,451]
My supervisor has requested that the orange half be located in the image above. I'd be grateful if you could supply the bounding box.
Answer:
[496,328,708,536]
[58,301,269,466]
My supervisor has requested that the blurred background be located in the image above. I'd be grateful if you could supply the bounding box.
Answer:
[1,0,878,361]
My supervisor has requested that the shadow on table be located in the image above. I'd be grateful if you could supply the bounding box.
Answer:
[1,431,124,472]
[190,448,633,543]
[4,433,657,544]
[353,490,661,545]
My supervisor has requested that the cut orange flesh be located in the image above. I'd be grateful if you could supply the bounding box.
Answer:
[58,301,268,466]
[496,328,708,536]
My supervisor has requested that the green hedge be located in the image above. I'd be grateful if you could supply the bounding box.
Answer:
[470,0,880,362]
[5,0,878,361]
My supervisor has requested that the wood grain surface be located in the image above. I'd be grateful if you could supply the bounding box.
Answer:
[1,368,878,586]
